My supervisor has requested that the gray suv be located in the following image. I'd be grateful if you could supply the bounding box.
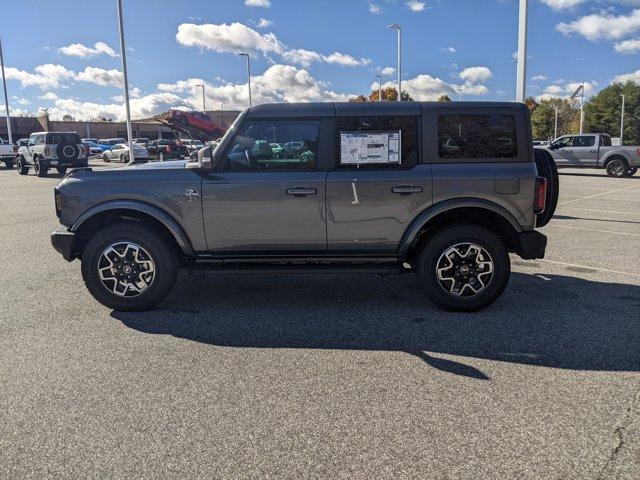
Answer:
[51,102,557,312]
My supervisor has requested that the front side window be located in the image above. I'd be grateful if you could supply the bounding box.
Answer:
[335,116,418,169]
[554,136,574,148]
[438,114,518,159]
[224,119,319,171]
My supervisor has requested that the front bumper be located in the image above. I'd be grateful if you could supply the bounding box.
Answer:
[515,230,547,260]
[51,226,76,262]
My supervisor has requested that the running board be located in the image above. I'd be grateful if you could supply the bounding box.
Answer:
[190,261,410,275]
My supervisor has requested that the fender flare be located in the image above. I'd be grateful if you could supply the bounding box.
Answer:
[398,198,523,254]
[70,199,194,255]
[601,152,628,167]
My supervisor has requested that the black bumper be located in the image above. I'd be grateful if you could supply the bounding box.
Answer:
[42,159,88,168]
[516,231,547,260]
[51,226,77,262]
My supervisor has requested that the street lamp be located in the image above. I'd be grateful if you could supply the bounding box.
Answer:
[387,24,401,102]
[457,87,463,101]
[237,53,252,107]
[375,75,382,102]
[554,106,558,139]
[0,37,13,144]
[116,0,133,159]
[515,0,528,103]
[570,83,585,134]
[196,84,205,113]
[620,94,625,144]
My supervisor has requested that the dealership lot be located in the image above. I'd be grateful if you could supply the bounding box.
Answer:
[0,163,638,479]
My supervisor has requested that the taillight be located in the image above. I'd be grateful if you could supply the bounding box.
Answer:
[534,177,547,214]
[636,148,640,156]
[166,145,172,152]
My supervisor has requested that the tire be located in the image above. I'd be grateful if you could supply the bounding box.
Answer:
[533,148,559,227]
[34,158,48,177]
[81,223,179,311]
[415,224,510,312]
[16,157,28,175]
[103,153,110,162]
[606,157,630,177]
[120,154,126,163]
[628,166,638,176]
[4,160,13,169]
[56,167,67,176]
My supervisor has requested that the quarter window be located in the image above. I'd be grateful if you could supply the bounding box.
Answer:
[335,116,418,169]
[224,120,320,171]
[438,114,518,159]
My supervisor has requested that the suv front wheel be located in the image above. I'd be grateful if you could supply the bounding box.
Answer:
[34,158,48,177]
[415,224,510,312]
[81,223,179,311]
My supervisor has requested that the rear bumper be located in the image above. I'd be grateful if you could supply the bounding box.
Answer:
[515,231,547,260]
[51,226,76,262]
[42,158,88,168]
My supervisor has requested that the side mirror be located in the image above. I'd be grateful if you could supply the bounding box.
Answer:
[192,145,213,170]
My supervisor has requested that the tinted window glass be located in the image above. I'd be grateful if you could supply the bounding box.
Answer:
[335,116,418,169]
[36,134,46,145]
[601,135,611,147]
[574,136,595,147]
[438,114,518,159]
[48,133,81,145]
[225,120,319,171]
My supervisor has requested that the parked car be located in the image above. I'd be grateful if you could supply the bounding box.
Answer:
[167,109,223,136]
[146,139,188,160]
[532,140,549,146]
[181,139,204,153]
[82,137,100,144]
[51,101,556,312]
[17,131,88,176]
[545,133,640,177]
[83,141,108,156]
[99,138,126,148]
[133,138,150,147]
[0,137,15,169]
[15,138,29,148]
[270,142,284,158]
[102,143,149,162]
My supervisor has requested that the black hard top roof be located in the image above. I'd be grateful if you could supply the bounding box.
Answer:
[247,101,527,118]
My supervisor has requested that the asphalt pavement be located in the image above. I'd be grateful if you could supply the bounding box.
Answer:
[0,161,638,479]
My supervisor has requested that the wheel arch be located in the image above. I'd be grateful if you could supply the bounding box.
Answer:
[70,200,194,258]
[602,153,629,167]
[399,199,523,261]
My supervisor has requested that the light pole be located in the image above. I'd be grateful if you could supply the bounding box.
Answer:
[0,37,13,144]
[554,106,558,139]
[620,94,625,144]
[387,24,401,102]
[116,0,133,159]
[458,87,463,101]
[515,0,528,103]
[197,84,206,113]
[375,75,382,102]
[237,53,252,107]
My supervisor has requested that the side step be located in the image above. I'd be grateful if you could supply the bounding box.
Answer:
[189,259,411,275]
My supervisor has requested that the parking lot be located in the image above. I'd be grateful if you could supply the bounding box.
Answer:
[0,161,638,479]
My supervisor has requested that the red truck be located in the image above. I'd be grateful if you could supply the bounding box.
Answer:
[167,110,223,136]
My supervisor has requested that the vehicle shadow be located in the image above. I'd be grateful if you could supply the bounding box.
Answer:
[112,271,640,380]
[554,214,640,226]
[558,171,640,179]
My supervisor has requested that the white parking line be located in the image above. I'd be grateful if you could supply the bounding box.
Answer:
[557,206,640,216]
[549,224,640,237]
[558,184,640,206]
[536,259,640,278]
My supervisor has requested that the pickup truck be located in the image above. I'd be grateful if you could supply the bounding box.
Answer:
[545,133,640,177]
[0,137,15,168]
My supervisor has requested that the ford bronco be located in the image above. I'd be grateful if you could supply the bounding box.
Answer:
[51,102,557,312]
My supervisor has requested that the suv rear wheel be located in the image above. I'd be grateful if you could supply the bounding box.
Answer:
[606,157,630,177]
[415,224,510,312]
[81,223,179,311]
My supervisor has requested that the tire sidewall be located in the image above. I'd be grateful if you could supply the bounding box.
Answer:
[417,226,510,312]
[607,158,628,177]
[81,224,178,311]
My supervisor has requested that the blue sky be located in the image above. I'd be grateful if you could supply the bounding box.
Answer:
[1,0,638,120]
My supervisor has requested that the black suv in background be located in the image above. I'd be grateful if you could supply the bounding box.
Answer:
[146,139,189,160]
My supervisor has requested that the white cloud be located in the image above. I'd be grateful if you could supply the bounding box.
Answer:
[12,96,31,105]
[557,9,640,41]
[323,52,371,67]
[39,92,59,101]
[76,67,124,88]
[245,0,271,7]
[389,74,456,99]
[406,0,426,12]
[5,64,75,90]
[539,0,586,10]
[281,49,323,67]
[440,46,456,54]
[379,66,396,76]
[614,69,640,82]
[459,66,493,84]
[256,18,273,28]
[532,74,548,81]
[369,3,381,14]
[58,41,117,58]
[614,38,640,53]
[176,22,284,54]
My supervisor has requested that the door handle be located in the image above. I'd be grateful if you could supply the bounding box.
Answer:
[286,187,317,197]
[588,149,597,153]
[392,185,423,195]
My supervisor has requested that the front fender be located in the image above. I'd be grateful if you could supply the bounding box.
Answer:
[398,198,523,254]
[70,199,194,255]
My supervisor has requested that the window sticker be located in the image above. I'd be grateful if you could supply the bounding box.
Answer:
[340,131,401,165]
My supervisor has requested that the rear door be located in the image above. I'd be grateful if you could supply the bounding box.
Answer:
[326,107,432,253]
[202,117,328,253]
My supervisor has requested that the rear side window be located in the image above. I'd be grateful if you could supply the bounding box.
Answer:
[438,114,518,159]
[574,136,595,147]
[335,116,418,169]
[47,133,81,145]
[600,135,611,147]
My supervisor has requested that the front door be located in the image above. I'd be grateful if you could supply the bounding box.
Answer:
[570,135,598,166]
[549,136,575,167]
[326,115,432,253]
[202,118,327,253]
